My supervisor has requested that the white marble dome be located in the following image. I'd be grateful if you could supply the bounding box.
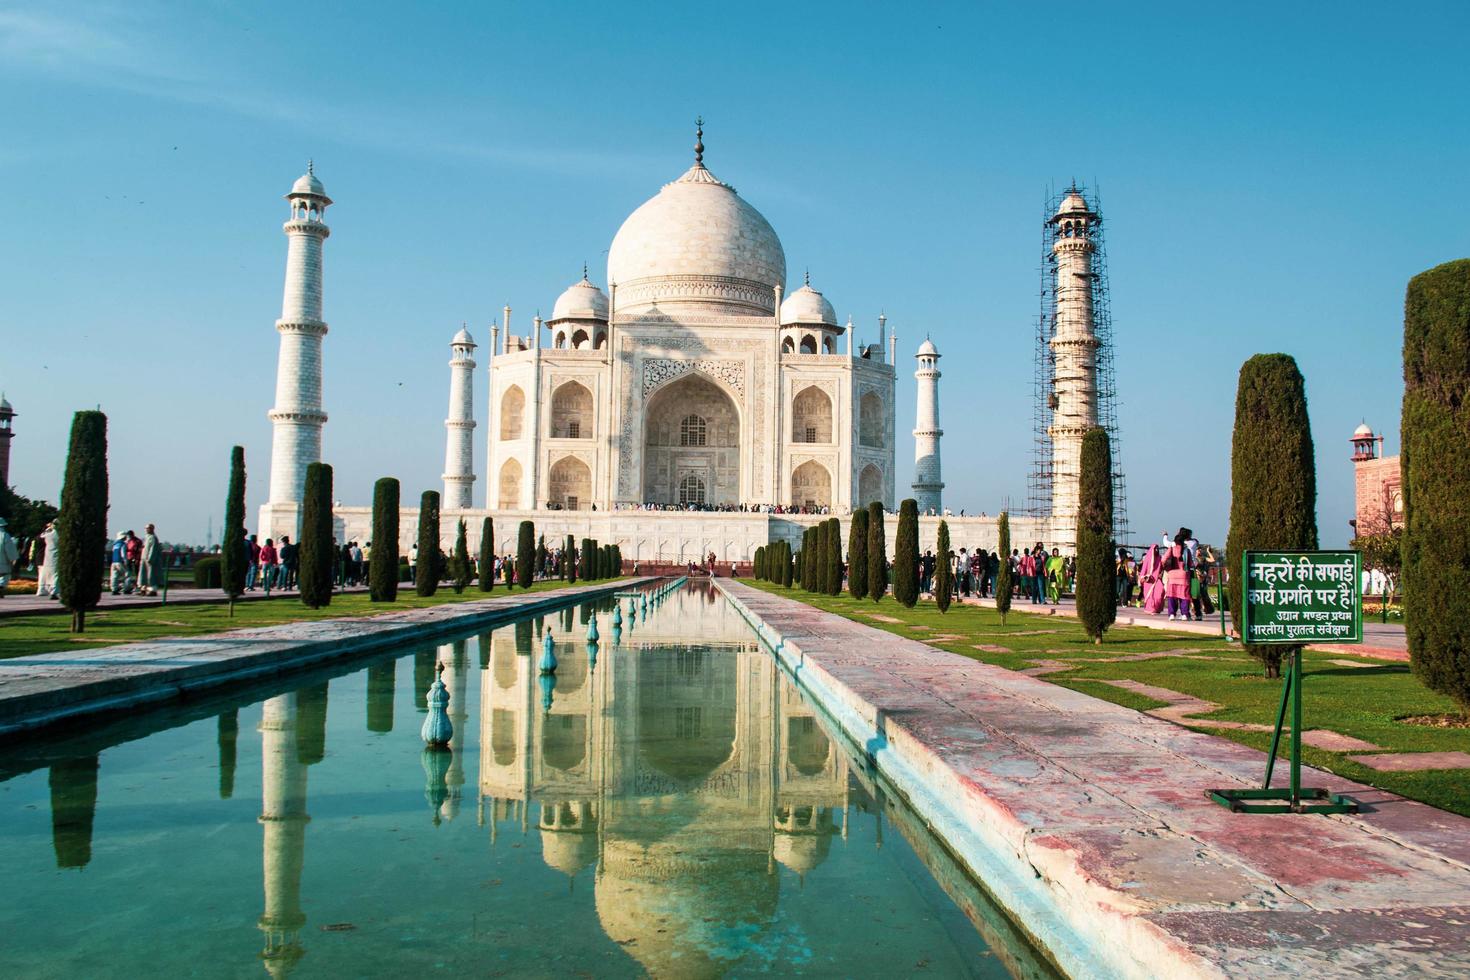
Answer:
[1056,190,1089,215]
[1353,422,1374,438]
[607,162,786,316]
[779,283,837,327]
[917,337,939,357]
[451,326,475,346]
[290,170,328,199]
[550,273,610,322]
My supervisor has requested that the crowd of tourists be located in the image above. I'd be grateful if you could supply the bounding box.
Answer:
[614,501,834,515]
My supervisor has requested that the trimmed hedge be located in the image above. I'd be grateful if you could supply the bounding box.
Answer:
[1225,354,1318,678]
[220,444,246,610]
[516,520,534,589]
[1402,259,1470,713]
[893,499,919,607]
[867,502,887,602]
[299,463,334,609]
[479,517,495,592]
[934,520,953,613]
[848,508,869,599]
[1076,427,1116,642]
[995,511,1013,624]
[369,477,400,603]
[416,491,440,597]
[193,556,222,589]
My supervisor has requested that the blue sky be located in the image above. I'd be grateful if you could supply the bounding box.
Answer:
[2,1,1464,547]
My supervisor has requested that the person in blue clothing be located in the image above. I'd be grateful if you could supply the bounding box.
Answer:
[109,532,133,594]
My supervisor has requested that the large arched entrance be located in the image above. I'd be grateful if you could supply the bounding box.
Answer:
[858,463,884,508]
[791,460,832,510]
[548,455,592,511]
[642,373,740,506]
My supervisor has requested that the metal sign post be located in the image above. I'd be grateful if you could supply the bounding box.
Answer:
[1208,550,1362,815]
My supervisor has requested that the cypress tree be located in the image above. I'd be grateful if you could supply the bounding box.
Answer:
[782,541,794,587]
[56,411,108,633]
[867,502,887,602]
[794,548,803,586]
[479,517,495,592]
[996,511,1013,625]
[298,463,334,609]
[755,546,766,581]
[613,544,622,576]
[449,518,471,594]
[827,518,843,596]
[414,491,440,597]
[1076,428,1116,642]
[536,535,548,578]
[565,534,577,584]
[815,522,829,593]
[1402,259,1470,714]
[220,444,246,617]
[369,477,400,602]
[893,499,919,607]
[848,508,869,599]
[1225,354,1318,678]
[934,520,954,613]
[579,537,593,580]
[516,520,535,589]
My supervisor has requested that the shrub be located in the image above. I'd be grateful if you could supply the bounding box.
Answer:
[516,521,534,589]
[450,518,471,594]
[193,556,222,589]
[415,491,440,598]
[536,535,547,578]
[1402,259,1470,714]
[370,477,400,602]
[298,463,334,609]
[848,508,869,598]
[893,499,919,607]
[826,518,843,596]
[935,520,953,613]
[1225,354,1318,678]
[479,517,495,592]
[782,541,794,587]
[755,546,766,581]
[579,538,594,581]
[996,512,1013,624]
[1076,428,1116,642]
[565,534,577,584]
[867,502,887,602]
[220,445,246,615]
[399,557,412,583]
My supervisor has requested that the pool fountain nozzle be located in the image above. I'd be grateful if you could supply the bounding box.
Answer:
[421,662,453,747]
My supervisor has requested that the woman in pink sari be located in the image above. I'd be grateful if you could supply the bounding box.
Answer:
[1139,544,1166,614]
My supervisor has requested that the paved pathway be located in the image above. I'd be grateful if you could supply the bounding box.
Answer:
[0,584,371,617]
[721,580,1470,979]
[956,593,1409,660]
[0,578,650,738]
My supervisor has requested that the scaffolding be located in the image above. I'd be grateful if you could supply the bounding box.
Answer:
[1026,183,1130,544]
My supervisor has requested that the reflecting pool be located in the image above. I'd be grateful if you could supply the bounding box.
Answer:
[0,582,1056,978]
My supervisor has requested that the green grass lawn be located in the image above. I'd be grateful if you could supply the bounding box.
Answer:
[746,580,1469,817]
[0,578,624,661]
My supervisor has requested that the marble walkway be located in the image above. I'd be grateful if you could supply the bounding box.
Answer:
[0,578,649,739]
[719,579,1470,979]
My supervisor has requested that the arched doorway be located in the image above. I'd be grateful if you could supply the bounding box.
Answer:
[549,456,592,511]
[642,373,740,506]
[790,385,832,443]
[858,464,884,508]
[551,381,593,439]
[500,386,525,440]
[791,460,831,510]
[498,458,522,510]
[859,391,884,448]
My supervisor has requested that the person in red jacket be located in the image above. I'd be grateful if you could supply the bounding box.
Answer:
[258,538,279,595]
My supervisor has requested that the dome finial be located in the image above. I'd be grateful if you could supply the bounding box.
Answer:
[582,261,589,281]
[804,267,810,287]
[694,116,704,165]
[308,158,314,176]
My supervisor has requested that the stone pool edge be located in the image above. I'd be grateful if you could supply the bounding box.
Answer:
[0,578,655,740]
[716,578,1200,980]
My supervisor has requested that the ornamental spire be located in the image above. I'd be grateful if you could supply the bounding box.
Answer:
[694,116,704,166]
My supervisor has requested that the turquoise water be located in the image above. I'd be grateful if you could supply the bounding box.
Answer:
[0,582,1054,978]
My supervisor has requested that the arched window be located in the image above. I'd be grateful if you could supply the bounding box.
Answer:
[800,334,817,354]
[499,386,525,441]
[550,381,593,439]
[680,414,707,447]
[781,336,795,354]
[859,391,884,448]
[678,475,706,506]
[791,385,833,443]
[822,335,834,354]
[570,328,590,350]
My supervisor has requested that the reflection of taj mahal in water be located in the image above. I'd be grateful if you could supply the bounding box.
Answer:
[250,584,856,977]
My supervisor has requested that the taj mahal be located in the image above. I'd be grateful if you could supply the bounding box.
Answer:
[257,126,1106,561]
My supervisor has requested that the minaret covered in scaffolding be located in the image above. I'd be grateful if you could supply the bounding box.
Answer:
[1029,184,1128,550]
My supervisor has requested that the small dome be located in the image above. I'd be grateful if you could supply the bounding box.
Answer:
[452,326,476,347]
[1056,189,1089,216]
[917,337,938,357]
[549,274,610,323]
[0,394,12,412]
[288,166,329,201]
[779,283,837,327]
[1353,422,1374,438]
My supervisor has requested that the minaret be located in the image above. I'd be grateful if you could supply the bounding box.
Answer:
[912,339,943,514]
[0,393,14,488]
[258,693,309,978]
[1047,187,1101,551]
[266,164,331,530]
[443,325,477,509]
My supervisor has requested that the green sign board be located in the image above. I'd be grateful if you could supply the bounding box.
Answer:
[1241,550,1362,644]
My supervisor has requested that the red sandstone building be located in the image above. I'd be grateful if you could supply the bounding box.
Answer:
[1350,422,1402,536]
